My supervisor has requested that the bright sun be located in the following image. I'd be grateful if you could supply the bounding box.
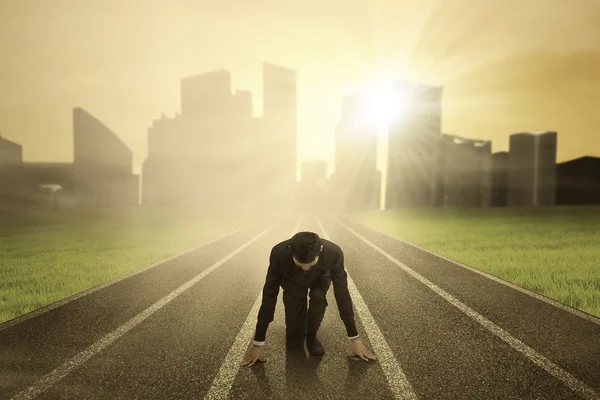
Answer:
[365,82,409,129]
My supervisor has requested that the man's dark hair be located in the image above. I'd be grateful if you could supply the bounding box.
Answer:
[289,231,322,263]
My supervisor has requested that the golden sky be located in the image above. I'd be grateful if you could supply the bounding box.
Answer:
[1,0,600,177]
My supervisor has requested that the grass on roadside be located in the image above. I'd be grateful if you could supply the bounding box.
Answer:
[0,206,261,324]
[346,205,600,318]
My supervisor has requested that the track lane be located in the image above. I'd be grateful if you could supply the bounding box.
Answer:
[25,217,298,400]
[0,216,284,399]
[337,215,600,394]
[319,215,589,400]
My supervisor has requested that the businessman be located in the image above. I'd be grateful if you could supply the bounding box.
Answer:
[241,231,377,366]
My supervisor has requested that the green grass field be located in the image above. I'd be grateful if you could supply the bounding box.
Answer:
[346,205,600,318]
[3,205,598,326]
[0,207,260,325]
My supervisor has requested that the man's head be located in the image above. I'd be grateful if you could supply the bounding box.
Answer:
[289,231,323,269]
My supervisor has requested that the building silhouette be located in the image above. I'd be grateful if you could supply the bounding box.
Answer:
[0,134,23,165]
[435,134,492,207]
[74,108,133,171]
[73,108,139,206]
[491,151,509,206]
[556,156,600,205]
[142,63,297,212]
[0,134,26,207]
[0,162,77,208]
[181,70,233,121]
[507,132,557,206]
[386,81,443,208]
[329,92,380,212]
[0,109,139,209]
[143,70,254,210]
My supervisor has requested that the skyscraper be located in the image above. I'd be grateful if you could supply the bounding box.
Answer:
[491,151,509,206]
[181,70,232,121]
[142,64,292,212]
[179,70,245,160]
[507,131,557,206]
[386,80,443,209]
[435,134,492,207]
[73,108,133,172]
[73,108,139,206]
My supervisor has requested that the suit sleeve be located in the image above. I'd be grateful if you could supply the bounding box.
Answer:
[253,248,282,342]
[331,250,359,337]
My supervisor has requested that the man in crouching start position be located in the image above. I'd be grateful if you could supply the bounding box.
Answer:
[241,231,377,366]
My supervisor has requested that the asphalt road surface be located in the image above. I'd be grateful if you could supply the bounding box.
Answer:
[1,213,599,400]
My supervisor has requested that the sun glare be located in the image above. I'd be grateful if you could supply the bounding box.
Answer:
[365,83,409,129]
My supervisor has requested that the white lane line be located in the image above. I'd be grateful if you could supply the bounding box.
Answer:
[203,215,304,400]
[344,216,600,326]
[10,223,279,400]
[0,223,257,332]
[317,216,418,400]
[337,219,600,400]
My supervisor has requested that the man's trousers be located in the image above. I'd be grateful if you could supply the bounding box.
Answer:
[283,275,332,336]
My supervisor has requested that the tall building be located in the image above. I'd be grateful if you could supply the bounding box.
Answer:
[386,80,443,209]
[143,71,254,210]
[73,108,133,172]
[260,62,298,212]
[491,151,509,206]
[73,108,139,206]
[329,92,380,212]
[435,134,492,207]
[556,156,600,205]
[507,131,557,206]
[181,70,232,121]
[179,71,247,160]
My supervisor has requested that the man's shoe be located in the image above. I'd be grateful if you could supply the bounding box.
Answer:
[306,335,324,356]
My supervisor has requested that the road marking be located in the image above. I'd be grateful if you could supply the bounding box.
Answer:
[203,215,303,400]
[317,216,418,400]
[0,222,259,332]
[10,223,278,400]
[343,216,600,326]
[337,219,600,400]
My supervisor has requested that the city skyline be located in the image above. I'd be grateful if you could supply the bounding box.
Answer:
[0,61,597,180]
[2,1,600,177]
[0,55,593,212]
[142,63,297,211]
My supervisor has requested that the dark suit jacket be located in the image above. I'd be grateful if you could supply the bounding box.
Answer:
[253,237,358,342]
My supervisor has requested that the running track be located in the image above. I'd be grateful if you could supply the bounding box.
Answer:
[1,214,599,400]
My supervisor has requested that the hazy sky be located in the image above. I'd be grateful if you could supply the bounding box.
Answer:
[1,0,600,177]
